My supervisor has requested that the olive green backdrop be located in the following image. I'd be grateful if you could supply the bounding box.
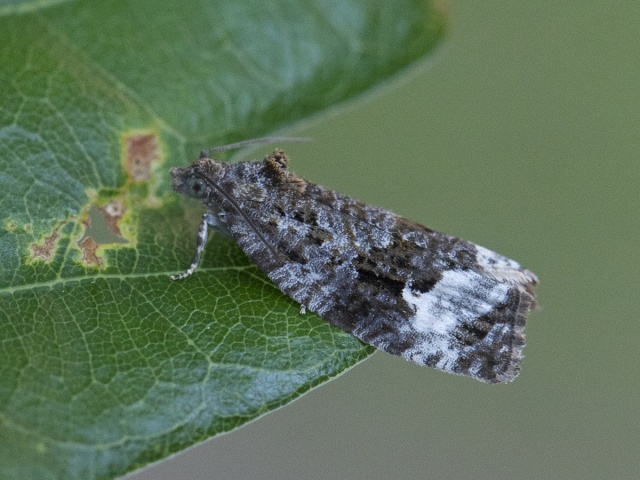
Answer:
[130,2,639,479]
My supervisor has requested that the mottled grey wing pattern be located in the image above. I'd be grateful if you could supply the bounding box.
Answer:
[171,151,538,384]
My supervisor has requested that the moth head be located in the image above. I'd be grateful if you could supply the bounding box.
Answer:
[170,164,214,200]
[171,158,225,199]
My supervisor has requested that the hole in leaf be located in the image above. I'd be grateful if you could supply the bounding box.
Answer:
[78,236,103,267]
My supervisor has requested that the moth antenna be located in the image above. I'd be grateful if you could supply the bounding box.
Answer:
[199,136,312,158]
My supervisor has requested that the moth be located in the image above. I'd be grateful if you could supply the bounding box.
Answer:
[170,140,538,384]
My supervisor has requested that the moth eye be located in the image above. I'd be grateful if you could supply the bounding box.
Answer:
[186,176,207,198]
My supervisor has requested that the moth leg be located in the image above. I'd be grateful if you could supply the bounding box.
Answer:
[171,213,217,280]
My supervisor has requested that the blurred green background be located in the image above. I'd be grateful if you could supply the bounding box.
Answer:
[130,2,639,479]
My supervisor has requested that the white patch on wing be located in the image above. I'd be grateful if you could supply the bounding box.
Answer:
[474,244,538,286]
[401,269,510,369]
[276,214,311,236]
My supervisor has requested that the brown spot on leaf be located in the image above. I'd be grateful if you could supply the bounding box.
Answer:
[31,227,60,262]
[79,236,103,266]
[126,134,158,181]
[100,199,125,237]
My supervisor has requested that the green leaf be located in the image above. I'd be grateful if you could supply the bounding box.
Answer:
[0,1,445,478]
